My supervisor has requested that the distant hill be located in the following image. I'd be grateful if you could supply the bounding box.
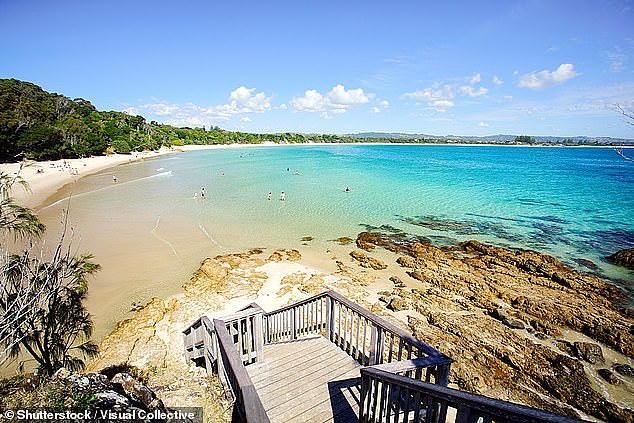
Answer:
[348,132,634,146]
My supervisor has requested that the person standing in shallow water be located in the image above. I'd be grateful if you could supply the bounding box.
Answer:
[201,187,205,199]
[267,192,272,201]
[280,191,286,201]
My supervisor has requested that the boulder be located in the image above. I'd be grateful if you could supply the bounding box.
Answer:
[389,276,406,287]
[555,340,576,357]
[387,296,410,312]
[613,363,634,378]
[111,372,165,411]
[574,342,605,364]
[597,369,623,385]
[606,248,634,269]
[334,236,354,245]
[350,250,388,270]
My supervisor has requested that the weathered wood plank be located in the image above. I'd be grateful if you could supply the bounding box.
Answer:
[246,336,363,423]
[247,337,328,383]
[295,382,361,423]
[254,346,355,396]
[266,367,360,421]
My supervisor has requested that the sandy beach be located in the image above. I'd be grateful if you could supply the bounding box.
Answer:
[0,144,256,210]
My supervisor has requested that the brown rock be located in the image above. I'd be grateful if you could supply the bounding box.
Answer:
[597,369,623,386]
[285,249,302,261]
[574,342,605,364]
[334,236,354,245]
[555,340,576,357]
[268,251,283,262]
[613,363,634,378]
[606,248,634,268]
[389,276,406,287]
[349,250,388,270]
[111,372,165,411]
[386,296,409,312]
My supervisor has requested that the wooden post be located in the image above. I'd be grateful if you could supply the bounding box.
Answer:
[369,324,378,365]
[437,361,451,386]
[326,296,334,341]
[291,308,297,340]
[254,312,264,363]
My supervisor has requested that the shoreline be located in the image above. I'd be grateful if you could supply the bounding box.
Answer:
[2,142,631,210]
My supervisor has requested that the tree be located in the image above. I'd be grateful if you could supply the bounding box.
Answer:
[2,228,100,374]
[0,172,100,375]
[0,170,45,238]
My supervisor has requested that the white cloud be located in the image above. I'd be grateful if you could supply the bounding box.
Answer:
[518,63,579,90]
[227,86,271,113]
[479,121,489,127]
[504,95,513,100]
[291,84,372,117]
[371,99,390,113]
[240,117,251,122]
[401,85,456,102]
[460,86,489,97]
[402,77,489,111]
[431,100,454,112]
[123,86,273,127]
[493,75,504,85]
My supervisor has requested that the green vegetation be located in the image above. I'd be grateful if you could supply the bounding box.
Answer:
[0,78,447,163]
[514,135,536,144]
[2,78,631,163]
[0,170,45,238]
[1,169,100,376]
[0,372,96,411]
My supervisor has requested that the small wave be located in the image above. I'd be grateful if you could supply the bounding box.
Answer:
[156,168,164,172]
[41,171,174,210]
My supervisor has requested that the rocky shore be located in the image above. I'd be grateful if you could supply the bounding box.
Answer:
[87,234,634,422]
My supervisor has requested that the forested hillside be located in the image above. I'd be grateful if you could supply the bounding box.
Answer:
[0,79,382,163]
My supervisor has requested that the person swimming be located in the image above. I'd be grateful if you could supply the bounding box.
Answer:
[345,186,351,192]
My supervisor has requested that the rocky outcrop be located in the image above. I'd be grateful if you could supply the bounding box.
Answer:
[90,235,633,423]
[349,250,388,270]
[357,232,634,422]
[42,368,173,418]
[607,247,634,268]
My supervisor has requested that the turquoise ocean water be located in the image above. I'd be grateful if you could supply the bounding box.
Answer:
[37,145,633,336]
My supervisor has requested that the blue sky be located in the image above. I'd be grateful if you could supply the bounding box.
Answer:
[1,0,634,138]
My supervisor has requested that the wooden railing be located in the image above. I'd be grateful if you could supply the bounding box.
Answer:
[183,304,268,423]
[359,367,585,423]
[213,318,269,423]
[184,291,581,423]
[264,290,451,384]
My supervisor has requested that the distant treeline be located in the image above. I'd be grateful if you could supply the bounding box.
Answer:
[1,78,429,163]
[1,78,627,163]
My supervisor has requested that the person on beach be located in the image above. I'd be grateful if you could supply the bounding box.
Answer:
[280,191,286,201]
[113,175,117,183]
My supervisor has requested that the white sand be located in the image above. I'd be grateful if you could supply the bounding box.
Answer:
[0,144,254,209]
